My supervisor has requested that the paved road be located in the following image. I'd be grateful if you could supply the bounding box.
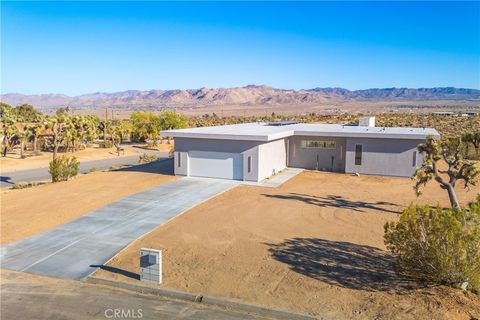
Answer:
[1,177,238,280]
[0,147,169,188]
[1,269,270,320]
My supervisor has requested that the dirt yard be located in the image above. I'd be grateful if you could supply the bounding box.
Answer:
[0,146,138,172]
[95,171,480,320]
[0,164,176,244]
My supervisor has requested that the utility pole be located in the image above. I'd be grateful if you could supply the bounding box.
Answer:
[104,107,108,143]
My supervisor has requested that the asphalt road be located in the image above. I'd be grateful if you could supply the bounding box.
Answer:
[0,147,169,188]
[1,269,271,320]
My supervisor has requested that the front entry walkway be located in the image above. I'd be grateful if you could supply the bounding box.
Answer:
[1,178,237,280]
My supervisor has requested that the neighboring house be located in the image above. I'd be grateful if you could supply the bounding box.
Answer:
[161,117,440,181]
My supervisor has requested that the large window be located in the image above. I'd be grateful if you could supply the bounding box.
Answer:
[355,144,362,165]
[301,140,336,149]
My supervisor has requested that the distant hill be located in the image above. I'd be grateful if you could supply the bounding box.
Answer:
[1,86,479,109]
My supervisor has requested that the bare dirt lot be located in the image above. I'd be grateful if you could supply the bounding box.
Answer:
[95,171,480,320]
[0,146,138,172]
[0,164,176,244]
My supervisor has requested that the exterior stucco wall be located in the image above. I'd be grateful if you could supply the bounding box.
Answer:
[174,151,188,176]
[345,137,424,177]
[257,139,287,181]
[173,137,261,181]
[173,136,426,180]
[288,136,347,172]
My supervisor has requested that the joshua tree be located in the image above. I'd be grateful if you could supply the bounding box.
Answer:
[462,130,480,158]
[0,103,17,157]
[17,125,35,158]
[413,135,480,209]
[46,114,69,160]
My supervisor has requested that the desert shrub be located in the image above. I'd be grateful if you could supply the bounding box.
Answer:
[99,140,113,148]
[89,166,99,173]
[12,182,29,189]
[384,198,480,293]
[49,156,80,182]
[138,153,158,164]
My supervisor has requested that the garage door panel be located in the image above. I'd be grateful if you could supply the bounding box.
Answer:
[189,151,243,180]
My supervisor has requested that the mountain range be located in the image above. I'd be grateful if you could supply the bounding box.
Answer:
[1,86,479,109]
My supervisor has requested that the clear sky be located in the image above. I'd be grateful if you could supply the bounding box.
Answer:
[1,1,479,95]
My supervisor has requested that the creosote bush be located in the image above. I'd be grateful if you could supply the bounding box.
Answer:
[49,156,80,182]
[138,153,158,164]
[384,197,480,293]
[99,140,113,148]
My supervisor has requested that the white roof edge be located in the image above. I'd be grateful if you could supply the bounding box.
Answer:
[293,130,440,140]
[161,125,440,141]
[160,131,270,141]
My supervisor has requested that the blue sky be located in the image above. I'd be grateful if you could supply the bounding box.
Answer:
[1,1,479,95]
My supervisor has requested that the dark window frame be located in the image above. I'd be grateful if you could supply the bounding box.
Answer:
[301,140,336,149]
[354,144,362,166]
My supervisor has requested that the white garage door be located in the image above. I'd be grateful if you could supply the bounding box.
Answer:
[188,151,243,180]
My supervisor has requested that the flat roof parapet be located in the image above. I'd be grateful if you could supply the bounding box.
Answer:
[161,122,440,141]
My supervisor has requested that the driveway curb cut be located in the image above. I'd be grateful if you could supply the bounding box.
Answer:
[85,276,317,320]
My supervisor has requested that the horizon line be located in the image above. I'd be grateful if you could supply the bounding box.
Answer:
[2,85,479,97]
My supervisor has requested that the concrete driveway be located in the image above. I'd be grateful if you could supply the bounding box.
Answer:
[1,177,237,280]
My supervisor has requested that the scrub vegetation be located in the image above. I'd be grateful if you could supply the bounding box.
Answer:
[413,135,480,208]
[48,156,80,182]
[0,103,187,181]
[2,102,479,317]
[385,198,480,293]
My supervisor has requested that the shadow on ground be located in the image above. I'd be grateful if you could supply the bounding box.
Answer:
[114,158,174,175]
[90,265,140,280]
[266,237,418,292]
[262,193,400,214]
[0,176,14,185]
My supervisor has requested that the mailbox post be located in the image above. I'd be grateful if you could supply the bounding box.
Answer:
[140,248,162,284]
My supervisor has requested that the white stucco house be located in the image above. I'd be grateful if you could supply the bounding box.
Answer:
[161,117,439,182]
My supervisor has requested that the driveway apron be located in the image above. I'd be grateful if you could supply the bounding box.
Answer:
[1,177,238,280]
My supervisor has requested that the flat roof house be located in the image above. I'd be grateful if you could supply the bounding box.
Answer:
[161,117,440,182]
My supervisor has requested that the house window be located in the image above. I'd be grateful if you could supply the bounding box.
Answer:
[412,151,417,167]
[247,156,252,173]
[355,144,362,165]
[301,140,336,149]
[177,153,181,167]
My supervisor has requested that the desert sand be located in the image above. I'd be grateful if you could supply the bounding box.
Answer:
[0,167,176,244]
[95,171,480,319]
[1,147,138,172]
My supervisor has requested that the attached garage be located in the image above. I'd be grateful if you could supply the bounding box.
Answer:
[171,135,287,182]
[188,151,243,180]
[163,120,439,181]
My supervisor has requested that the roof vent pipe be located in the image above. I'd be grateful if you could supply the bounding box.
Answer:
[358,116,376,127]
